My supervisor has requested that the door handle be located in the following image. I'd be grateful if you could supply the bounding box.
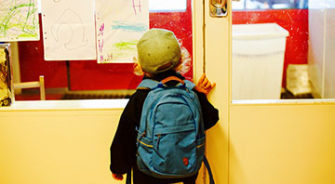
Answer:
[210,0,227,17]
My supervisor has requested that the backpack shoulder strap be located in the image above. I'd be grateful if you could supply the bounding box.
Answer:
[137,79,159,90]
[184,80,196,91]
[203,156,215,184]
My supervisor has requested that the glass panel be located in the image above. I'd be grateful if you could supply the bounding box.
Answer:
[232,0,308,10]
[149,0,187,12]
[13,0,193,101]
[232,0,335,101]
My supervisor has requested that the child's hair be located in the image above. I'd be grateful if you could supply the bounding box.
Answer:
[134,29,191,76]
[175,39,191,75]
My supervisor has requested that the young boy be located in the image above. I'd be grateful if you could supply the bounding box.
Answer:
[110,29,219,184]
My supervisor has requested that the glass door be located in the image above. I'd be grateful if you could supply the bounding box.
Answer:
[226,1,335,184]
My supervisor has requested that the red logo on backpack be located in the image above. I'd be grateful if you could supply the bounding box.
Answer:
[183,157,189,166]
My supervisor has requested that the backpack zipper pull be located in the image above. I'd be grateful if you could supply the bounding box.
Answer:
[140,131,146,138]
[156,134,161,150]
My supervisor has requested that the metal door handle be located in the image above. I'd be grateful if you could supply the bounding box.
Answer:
[210,0,227,17]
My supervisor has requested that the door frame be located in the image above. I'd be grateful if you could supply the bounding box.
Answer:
[193,0,231,183]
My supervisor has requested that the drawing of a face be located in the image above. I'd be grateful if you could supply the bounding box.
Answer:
[42,0,96,60]
[50,9,88,50]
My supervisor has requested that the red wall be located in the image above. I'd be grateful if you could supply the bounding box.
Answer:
[18,1,193,90]
[233,9,309,87]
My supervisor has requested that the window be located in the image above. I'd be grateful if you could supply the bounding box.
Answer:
[14,0,193,101]
[37,0,187,13]
[232,0,308,10]
[149,0,187,12]
[232,0,335,100]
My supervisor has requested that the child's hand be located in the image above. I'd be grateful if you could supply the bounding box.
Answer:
[112,173,124,181]
[195,73,216,95]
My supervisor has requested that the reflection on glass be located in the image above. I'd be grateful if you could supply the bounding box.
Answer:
[232,0,335,100]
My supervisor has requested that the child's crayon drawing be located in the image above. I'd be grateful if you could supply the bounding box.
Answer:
[0,0,39,41]
[41,0,96,60]
[96,0,149,63]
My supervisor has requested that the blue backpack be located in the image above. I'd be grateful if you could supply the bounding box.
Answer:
[133,76,215,183]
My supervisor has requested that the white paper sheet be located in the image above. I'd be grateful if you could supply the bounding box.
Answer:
[41,0,96,60]
[96,0,149,63]
[0,0,40,41]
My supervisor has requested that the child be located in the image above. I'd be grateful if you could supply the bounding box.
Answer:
[110,29,219,184]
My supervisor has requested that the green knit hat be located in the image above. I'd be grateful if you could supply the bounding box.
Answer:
[137,29,181,74]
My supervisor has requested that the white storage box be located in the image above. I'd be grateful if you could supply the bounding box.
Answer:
[232,23,289,100]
